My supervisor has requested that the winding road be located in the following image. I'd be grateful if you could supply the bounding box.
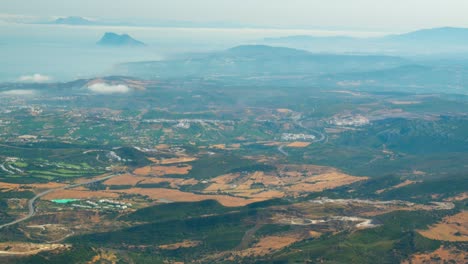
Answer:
[278,113,327,156]
[0,173,120,229]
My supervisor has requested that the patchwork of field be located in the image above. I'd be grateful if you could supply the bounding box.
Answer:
[201,164,367,199]
[0,182,68,193]
[42,162,366,208]
[20,161,367,209]
[117,188,256,207]
[418,211,468,242]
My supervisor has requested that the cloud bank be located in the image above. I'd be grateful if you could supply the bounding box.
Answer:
[0,89,37,96]
[87,83,130,94]
[19,73,51,82]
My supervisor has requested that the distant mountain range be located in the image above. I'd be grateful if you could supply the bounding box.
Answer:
[263,27,468,54]
[385,27,468,42]
[53,16,96,25]
[97,32,145,47]
[112,44,468,94]
[114,45,406,78]
[45,16,249,28]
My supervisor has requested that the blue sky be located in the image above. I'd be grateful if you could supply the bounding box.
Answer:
[1,0,468,30]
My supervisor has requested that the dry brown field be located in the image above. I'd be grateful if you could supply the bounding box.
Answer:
[403,246,467,264]
[159,240,201,250]
[286,142,311,148]
[42,189,119,200]
[276,108,292,113]
[0,242,69,256]
[133,165,191,175]
[445,192,468,201]
[103,174,145,186]
[118,188,259,207]
[418,211,468,242]
[237,235,301,256]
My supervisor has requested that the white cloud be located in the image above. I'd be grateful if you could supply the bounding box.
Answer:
[0,89,37,96]
[87,83,130,94]
[19,74,51,83]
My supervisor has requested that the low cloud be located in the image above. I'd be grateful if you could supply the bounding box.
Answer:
[19,74,51,83]
[0,89,37,96]
[0,13,39,23]
[87,83,130,94]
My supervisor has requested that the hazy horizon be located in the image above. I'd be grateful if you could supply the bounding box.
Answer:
[2,0,468,32]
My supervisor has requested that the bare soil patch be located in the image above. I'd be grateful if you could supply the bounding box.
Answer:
[0,182,21,192]
[403,246,467,264]
[418,211,468,241]
[139,177,198,188]
[88,249,119,264]
[445,192,468,201]
[133,165,191,176]
[286,172,367,195]
[0,242,69,256]
[376,180,420,194]
[238,235,300,256]
[118,188,257,207]
[103,174,145,186]
[276,108,292,113]
[210,144,226,149]
[286,142,311,148]
[155,144,170,150]
[204,165,366,199]
[159,240,201,250]
[159,157,197,165]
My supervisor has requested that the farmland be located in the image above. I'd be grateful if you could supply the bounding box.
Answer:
[0,74,467,263]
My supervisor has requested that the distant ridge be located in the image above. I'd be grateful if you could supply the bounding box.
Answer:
[53,16,95,25]
[114,44,406,78]
[97,32,145,47]
[386,27,468,42]
[263,27,468,54]
[266,27,468,42]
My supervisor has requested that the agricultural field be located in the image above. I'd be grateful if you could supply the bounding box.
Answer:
[0,75,467,263]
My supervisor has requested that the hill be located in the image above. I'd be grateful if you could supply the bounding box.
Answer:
[114,45,406,78]
[97,32,145,47]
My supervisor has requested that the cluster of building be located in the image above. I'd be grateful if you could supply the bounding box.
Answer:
[329,114,370,127]
[142,118,234,125]
[281,133,316,141]
[174,121,191,129]
[68,199,132,211]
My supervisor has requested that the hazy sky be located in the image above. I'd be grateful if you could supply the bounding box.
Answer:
[2,0,468,31]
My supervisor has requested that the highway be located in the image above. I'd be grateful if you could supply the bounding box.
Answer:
[0,173,120,229]
[277,144,289,156]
